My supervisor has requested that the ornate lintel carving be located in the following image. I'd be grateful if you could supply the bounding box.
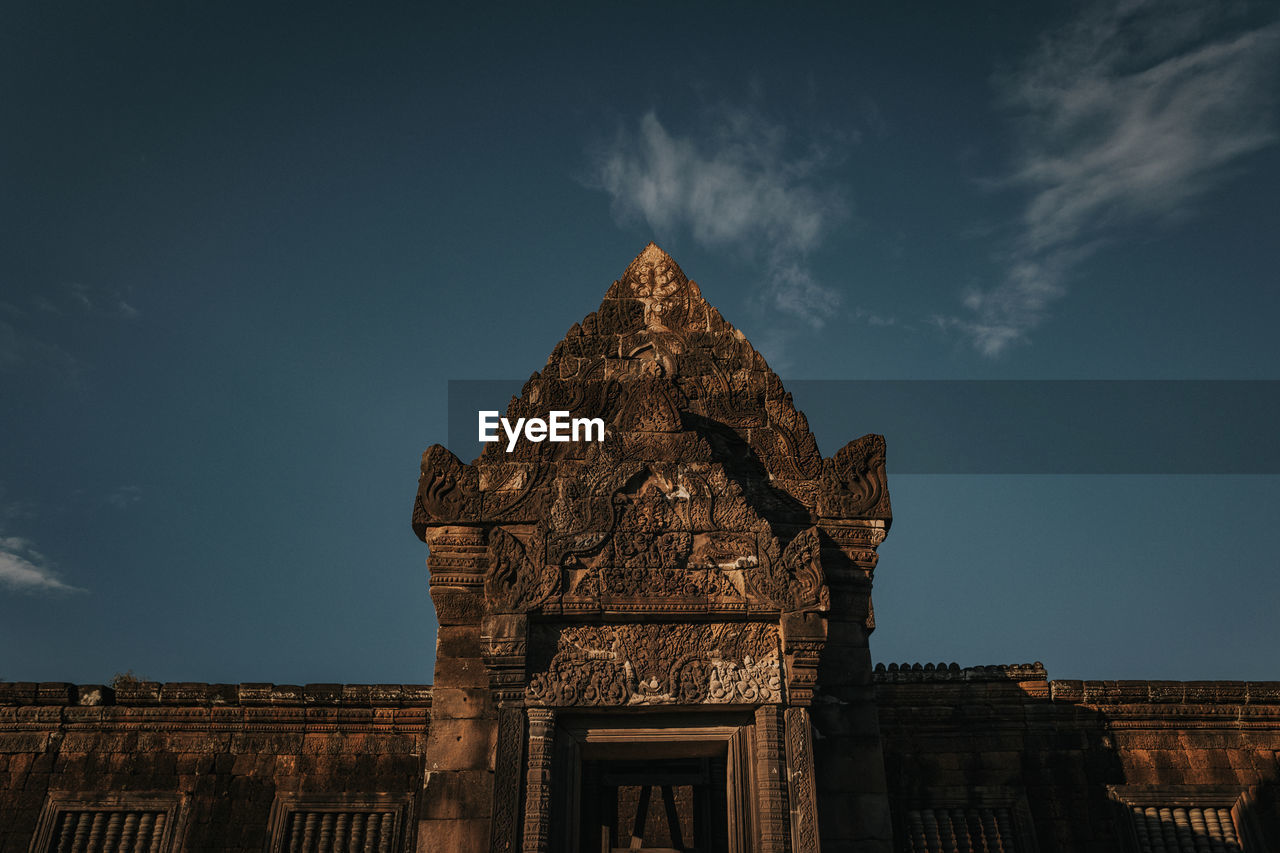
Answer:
[526,623,783,708]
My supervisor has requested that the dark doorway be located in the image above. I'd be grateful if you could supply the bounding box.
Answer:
[578,757,730,853]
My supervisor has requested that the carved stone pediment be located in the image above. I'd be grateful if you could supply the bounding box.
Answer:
[416,244,895,710]
[414,243,891,535]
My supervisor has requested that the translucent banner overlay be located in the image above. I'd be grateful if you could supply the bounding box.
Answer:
[446,380,1280,474]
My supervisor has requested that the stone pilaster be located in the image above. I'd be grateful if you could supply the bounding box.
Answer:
[419,524,494,853]
[786,707,821,853]
[755,705,792,853]
[811,520,892,853]
[489,707,525,853]
[521,709,555,853]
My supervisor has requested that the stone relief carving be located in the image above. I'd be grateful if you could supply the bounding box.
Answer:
[473,466,845,615]
[525,623,782,707]
[754,705,791,853]
[413,445,480,535]
[819,432,891,519]
[415,245,892,722]
[625,245,691,332]
[542,467,755,606]
[785,707,820,853]
[614,376,684,433]
[485,528,558,614]
[522,709,555,853]
[490,707,524,853]
[749,526,830,614]
[414,244,891,545]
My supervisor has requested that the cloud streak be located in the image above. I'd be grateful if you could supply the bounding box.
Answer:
[1,281,140,380]
[106,485,143,509]
[951,1,1280,356]
[588,108,848,328]
[0,537,85,594]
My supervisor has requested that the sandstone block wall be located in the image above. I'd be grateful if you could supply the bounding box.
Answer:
[3,672,1278,852]
[0,682,430,853]
[876,664,1280,852]
[417,618,496,853]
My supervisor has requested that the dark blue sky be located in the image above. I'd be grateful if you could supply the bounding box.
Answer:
[3,2,1278,684]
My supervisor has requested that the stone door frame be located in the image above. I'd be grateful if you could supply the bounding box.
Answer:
[534,711,760,853]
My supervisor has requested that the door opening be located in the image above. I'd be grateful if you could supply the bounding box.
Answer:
[578,757,730,853]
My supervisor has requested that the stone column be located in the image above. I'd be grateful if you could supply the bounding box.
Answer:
[811,521,893,853]
[785,707,821,853]
[481,614,529,853]
[419,525,494,853]
[754,705,792,853]
[521,708,556,853]
[489,707,525,853]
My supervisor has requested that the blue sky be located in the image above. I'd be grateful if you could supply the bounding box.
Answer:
[2,1,1278,684]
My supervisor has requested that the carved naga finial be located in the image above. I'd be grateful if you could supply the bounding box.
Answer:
[412,444,480,538]
[818,434,892,522]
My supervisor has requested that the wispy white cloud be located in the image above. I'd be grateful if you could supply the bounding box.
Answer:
[0,537,85,594]
[106,485,142,509]
[0,281,140,379]
[949,1,1280,356]
[65,282,140,319]
[0,315,80,378]
[588,107,849,328]
[854,306,900,328]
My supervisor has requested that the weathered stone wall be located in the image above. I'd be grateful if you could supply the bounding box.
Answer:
[419,565,497,853]
[0,682,430,853]
[813,526,892,852]
[876,664,1280,852]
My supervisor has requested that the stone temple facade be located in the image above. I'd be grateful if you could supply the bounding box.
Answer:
[1,245,1278,853]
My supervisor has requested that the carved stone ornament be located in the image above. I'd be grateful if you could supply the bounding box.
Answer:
[485,528,559,614]
[749,526,830,613]
[413,243,891,618]
[525,623,782,707]
[490,707,525,853]
[785,707,821,853]
[412,444,480,536]
[818,433,891,519]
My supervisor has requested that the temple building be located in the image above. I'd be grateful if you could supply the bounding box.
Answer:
[1,245,1277,853]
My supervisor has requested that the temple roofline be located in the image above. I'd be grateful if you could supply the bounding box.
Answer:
[0,681,432,708]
